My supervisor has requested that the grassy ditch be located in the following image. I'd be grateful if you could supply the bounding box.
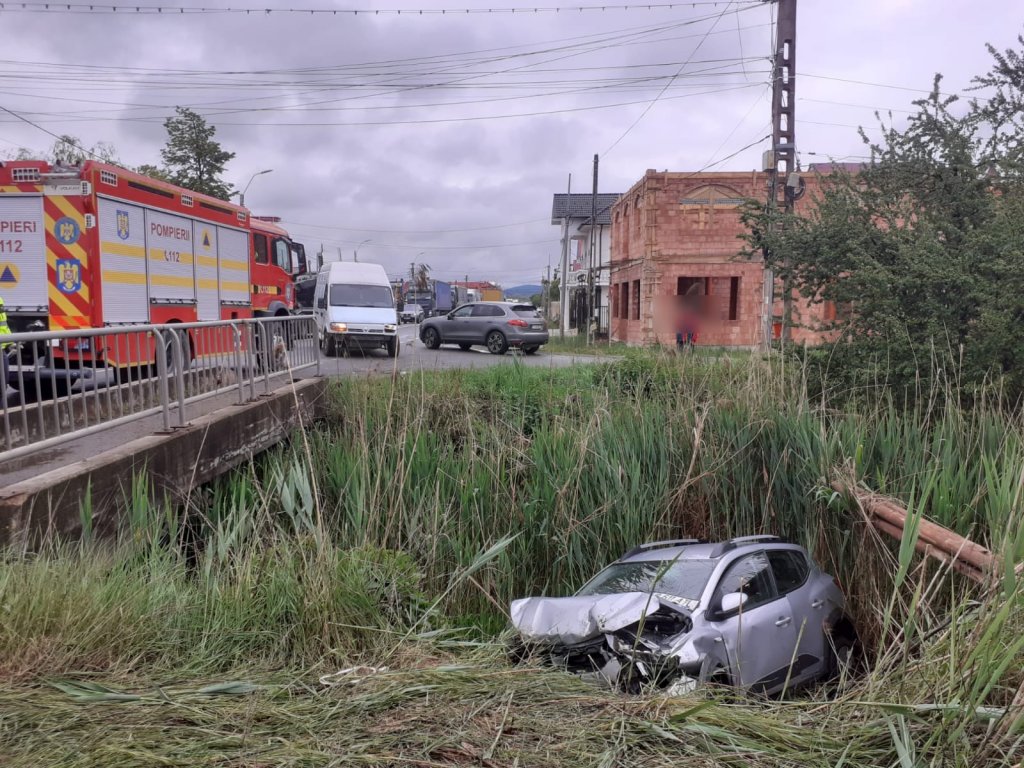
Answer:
[1,351,1022,766]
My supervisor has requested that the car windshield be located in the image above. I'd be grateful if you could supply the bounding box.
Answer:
[512,305,541,318]
[577,559,716,602]
[329,284,393,308]
[403,304,419,312]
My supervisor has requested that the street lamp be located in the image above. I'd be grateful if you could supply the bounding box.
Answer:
[354,238,372,262]
[238,169,272,208]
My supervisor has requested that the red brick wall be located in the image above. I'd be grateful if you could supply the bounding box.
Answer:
[610,169,831,347]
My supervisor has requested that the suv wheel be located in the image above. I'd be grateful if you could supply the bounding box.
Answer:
[486,330,508,355]
[523,345,539,355]
[422,327,441,350]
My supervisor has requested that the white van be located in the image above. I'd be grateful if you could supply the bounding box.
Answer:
[313,262,399,357]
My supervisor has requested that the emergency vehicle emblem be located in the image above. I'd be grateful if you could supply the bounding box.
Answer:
[116,210,130,240]
[54,216,80,246]
[56,258,82,294]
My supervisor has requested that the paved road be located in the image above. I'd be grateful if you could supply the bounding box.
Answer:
[316,323,598,376]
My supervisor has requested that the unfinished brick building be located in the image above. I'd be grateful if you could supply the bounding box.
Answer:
[609,169,828,348]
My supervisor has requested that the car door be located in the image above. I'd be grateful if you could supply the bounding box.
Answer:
[469,304,504,342]
[708,551,798,694]
[768,549,827,684]
[443,304,474,342]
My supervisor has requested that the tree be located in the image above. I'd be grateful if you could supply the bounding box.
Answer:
[159,107,235,200]
[414,263,432,292]
[742,36,1024,401]
[1,135,120,165]
[136,164,171,182]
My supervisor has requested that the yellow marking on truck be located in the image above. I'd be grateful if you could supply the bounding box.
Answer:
[150,274,194,288]
[197,278,218,289]
[103,241,146,258]
[103,270,146,285]
[149,248,194,265]
[219,260,248,272]
[219,280,249,293]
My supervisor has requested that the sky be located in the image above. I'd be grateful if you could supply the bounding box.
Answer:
[1,0,1020,287]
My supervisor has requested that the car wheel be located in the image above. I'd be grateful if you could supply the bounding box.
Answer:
[523,345,539,355]
[828,633,856,680]
[486,330,508,355]
[422,327,441,350]
[458,343,472,351]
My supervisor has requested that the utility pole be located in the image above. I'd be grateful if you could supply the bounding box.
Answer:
[586,154,599,346]
[767,0,798,347]
[559,173,571,340]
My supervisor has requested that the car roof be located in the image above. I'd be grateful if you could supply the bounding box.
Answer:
[618,537,805,564]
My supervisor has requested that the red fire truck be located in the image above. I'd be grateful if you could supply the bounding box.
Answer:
[0,159,306,371]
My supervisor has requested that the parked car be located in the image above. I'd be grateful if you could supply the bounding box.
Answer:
[510,536,857,696]
[419,302,549,355]
[400,303,425,324]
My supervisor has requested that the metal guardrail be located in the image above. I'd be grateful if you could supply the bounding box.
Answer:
[1,315,319,461]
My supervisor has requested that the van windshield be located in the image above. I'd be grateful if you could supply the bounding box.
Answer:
[329,284,393,308]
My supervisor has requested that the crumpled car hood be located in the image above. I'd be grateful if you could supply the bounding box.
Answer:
[510,592,663,646]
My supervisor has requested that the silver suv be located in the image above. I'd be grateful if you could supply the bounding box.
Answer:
[510,536,856,695]
[419,302,549,355]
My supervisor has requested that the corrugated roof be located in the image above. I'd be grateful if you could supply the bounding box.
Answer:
[551,193,621,225]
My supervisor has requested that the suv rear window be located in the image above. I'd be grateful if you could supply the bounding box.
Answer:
[512,305,541,318]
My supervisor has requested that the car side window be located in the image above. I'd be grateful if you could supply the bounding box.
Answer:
[452,305,474,318]
[471,304,500,317]
[767,550,810,595]
[712,552,776,613]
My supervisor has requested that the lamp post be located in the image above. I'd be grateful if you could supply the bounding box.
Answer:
[238,169,272,208]
[354,238,372,262]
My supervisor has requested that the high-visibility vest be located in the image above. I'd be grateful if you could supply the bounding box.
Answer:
[0,296,11,348]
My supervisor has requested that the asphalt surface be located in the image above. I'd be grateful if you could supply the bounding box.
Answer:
[317,322,598,375]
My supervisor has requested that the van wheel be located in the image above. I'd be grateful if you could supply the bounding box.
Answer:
[486,330,508,355]
[422,327,441,350]
[323,335,336,357]
[387,336,400,358]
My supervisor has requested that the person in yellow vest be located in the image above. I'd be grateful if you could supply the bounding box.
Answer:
[0,295,11,392]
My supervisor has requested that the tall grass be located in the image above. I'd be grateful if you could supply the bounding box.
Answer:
[1,350,1022,766]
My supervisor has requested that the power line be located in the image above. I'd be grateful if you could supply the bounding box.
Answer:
[281,218,551,235]
[0,1,763,14]
[0,102,108,160]
[0,81,766,126]
[602,0,739,156]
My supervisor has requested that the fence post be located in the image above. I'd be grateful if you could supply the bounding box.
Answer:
[153,329,172,432]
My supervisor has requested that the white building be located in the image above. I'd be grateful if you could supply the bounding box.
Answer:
[551,192,621,336]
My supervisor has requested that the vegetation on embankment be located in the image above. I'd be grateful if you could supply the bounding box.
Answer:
[1,351,1022,766]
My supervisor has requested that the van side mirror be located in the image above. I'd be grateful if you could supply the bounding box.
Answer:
[719,592,749,614]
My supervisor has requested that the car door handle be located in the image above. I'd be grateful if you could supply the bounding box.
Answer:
[775,617,792,627]
[811,599,824,609]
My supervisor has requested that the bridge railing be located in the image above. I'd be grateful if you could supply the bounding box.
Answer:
[1,315,320,461]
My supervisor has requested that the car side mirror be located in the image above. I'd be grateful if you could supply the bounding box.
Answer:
[719,592,749,614]
[447,313,455,320]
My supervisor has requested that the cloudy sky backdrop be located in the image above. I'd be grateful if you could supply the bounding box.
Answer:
[1,0,1019,286]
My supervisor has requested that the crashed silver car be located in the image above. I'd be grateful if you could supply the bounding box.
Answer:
[510,536,857,695]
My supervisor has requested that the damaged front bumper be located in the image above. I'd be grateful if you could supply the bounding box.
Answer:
[510,592,710,693]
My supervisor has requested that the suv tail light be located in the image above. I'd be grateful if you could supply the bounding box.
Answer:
[507,318,529,328]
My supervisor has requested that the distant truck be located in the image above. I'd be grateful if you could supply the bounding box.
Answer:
[433,281,453,316]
